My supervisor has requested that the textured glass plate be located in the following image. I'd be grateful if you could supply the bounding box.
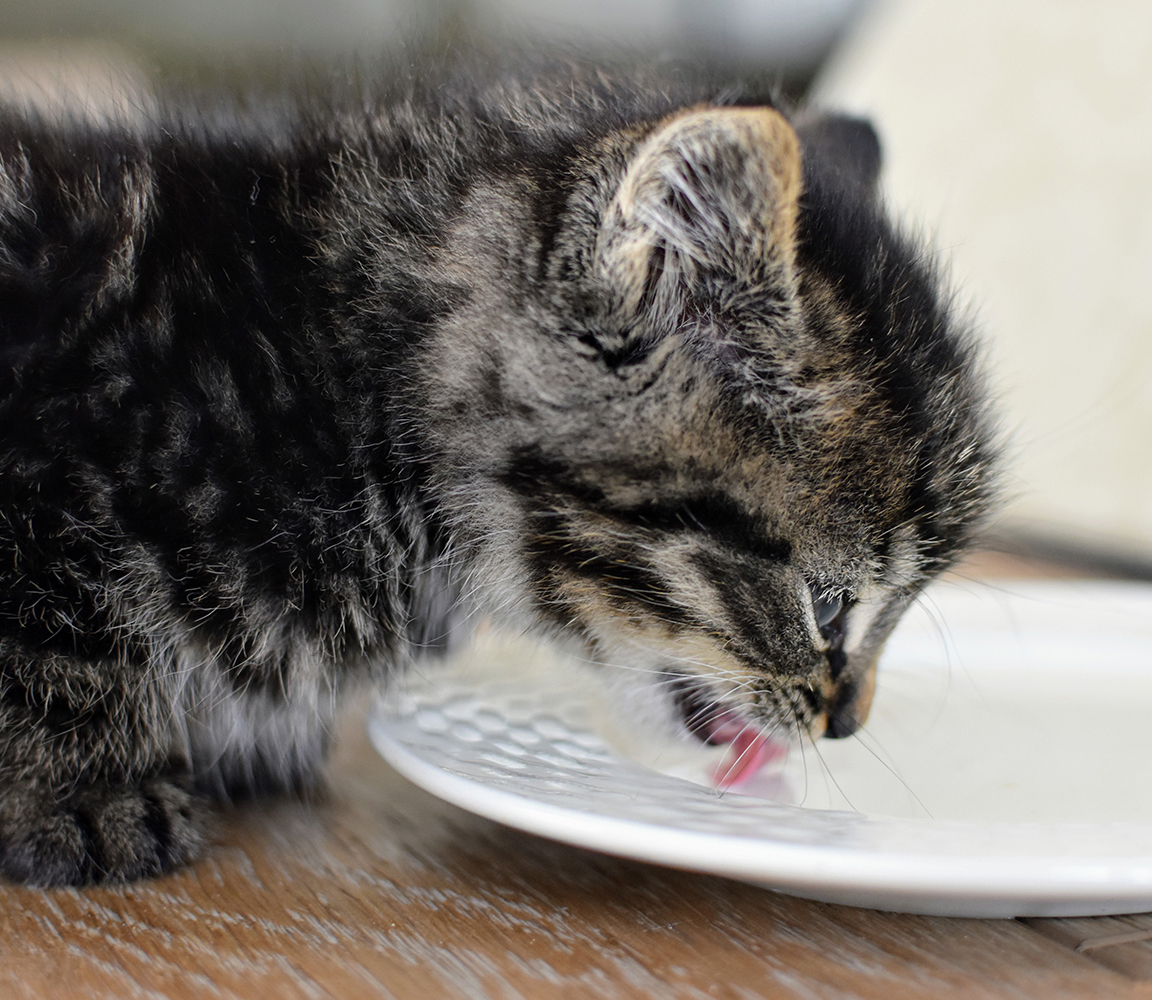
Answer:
[368,582,1152,917]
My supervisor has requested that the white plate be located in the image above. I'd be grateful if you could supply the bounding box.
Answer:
[368,581,1152,917]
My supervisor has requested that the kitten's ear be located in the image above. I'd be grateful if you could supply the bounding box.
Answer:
[597,106,802,322]
[794,112,882,195]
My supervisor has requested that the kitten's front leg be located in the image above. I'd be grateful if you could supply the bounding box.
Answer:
[0,643,204,887]
[0,774,201,887]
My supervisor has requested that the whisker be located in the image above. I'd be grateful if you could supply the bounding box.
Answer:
[806,726,858,812]
[847,727,934,819]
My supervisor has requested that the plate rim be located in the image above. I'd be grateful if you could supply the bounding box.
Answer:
[368,714,1152,918]
[368,579,1152,917]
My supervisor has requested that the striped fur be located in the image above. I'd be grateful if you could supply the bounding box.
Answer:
[0,57,998,885]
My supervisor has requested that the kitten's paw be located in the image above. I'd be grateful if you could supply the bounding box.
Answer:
[0,776,204,886]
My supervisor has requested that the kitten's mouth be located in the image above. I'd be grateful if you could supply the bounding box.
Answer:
[672,680,788,789]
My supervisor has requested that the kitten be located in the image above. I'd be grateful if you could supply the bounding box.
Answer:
[0,56,998,886]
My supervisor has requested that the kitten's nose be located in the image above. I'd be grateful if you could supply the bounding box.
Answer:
[824,659,878,738]
[825,681,863,738]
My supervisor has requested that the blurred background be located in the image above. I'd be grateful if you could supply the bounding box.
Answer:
[0,0,867,91]
[0,0,1149,574]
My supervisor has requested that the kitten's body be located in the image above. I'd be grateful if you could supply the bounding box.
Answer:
[0,58,997,885]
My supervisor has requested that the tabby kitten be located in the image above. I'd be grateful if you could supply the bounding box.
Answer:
[0,58,997,886]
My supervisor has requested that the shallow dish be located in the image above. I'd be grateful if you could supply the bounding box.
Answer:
[368,581,1152,917]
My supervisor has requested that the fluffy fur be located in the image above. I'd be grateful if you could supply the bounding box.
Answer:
[0,56,998,886]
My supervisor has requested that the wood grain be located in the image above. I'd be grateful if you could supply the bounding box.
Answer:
[1024,916,1152,983]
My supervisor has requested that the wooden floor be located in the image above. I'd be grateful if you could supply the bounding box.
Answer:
[5,552,1152,1000]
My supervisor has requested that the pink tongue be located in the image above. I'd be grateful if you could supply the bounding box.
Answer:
[705,709,787,789]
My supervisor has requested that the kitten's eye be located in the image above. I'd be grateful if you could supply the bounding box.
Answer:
[812,593,842,629]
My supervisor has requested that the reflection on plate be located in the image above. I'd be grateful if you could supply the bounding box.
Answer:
[368,581,1152,917]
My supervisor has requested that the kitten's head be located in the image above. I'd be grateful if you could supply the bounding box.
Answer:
[422,100,997,747]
